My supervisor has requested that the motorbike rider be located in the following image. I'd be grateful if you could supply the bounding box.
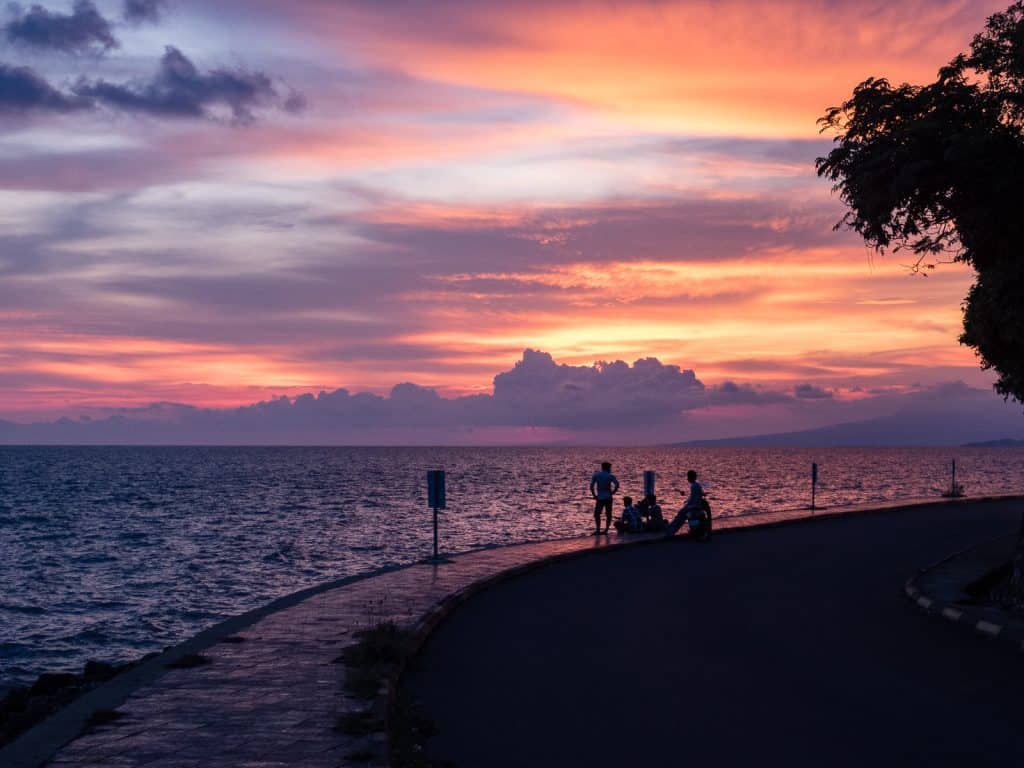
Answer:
[666,470,708,538]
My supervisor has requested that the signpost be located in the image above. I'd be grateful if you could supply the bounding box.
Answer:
[427,470,446,560]
[942,458,964,498]
[811,462,818,512]
[643,470,656,498]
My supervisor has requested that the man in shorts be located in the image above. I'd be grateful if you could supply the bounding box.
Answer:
[589,461,619,534]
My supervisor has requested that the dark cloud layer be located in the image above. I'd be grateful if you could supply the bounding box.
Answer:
[74,46,304,123]
[122,0,166,24]
[794,383,833,400]
[0,46,304,124]
[0,61,88,113]
[5,0,118,54]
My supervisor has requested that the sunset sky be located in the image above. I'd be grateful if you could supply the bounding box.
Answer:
[1,0,1018,441]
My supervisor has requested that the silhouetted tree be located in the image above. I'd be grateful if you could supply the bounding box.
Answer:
[817,2,1024,591]
[818,2,1024,402]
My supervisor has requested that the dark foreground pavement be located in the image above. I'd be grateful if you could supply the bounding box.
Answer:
[405,501,1024,767]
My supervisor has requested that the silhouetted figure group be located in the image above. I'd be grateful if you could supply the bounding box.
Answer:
[590,462,711,540]
[616,494,666,533]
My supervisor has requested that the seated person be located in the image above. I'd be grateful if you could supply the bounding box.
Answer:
[637,494,665,530]
[620,496,642,532]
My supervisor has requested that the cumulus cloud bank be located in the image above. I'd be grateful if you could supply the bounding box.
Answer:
[212,349,707,433]
[1,351,1021,446]
[0,350,711,443]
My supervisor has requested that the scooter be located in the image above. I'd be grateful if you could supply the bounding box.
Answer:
[666,493,713,541]
[687,497,713,542]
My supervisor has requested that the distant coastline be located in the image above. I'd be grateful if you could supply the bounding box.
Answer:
[962,438,1024,448]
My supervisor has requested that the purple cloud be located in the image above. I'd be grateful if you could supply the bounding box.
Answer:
[488,350,704,427]
[0,61,90,114]
[122,0,166,24]
[709,381,791,406]
[0,47,304,128]
[5,1,118,54]
[794,383,833,400]
[0,146,203,191]
[74,46,305,124]
[0,350,708,442]
[1,354,1022,446]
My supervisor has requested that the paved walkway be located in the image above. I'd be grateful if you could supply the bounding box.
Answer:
[33,532,651,767]
[406,500,1024,767]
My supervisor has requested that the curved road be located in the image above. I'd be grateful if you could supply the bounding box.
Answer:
[405,501,1024,767]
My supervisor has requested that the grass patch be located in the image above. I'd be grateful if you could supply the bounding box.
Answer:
[977,561,1024,611]
[345,667,384,700]
[165,653,210,670]
[966,562,1011,600]
[338,622,415,700]
[341,622,414,668]
[336,621,453,766]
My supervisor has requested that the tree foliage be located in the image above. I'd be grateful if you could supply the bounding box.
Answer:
[817,2,1024,403]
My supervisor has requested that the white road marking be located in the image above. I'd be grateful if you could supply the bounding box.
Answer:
[976,620,1002,636]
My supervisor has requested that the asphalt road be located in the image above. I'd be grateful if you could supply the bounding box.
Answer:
[405,501,1024,767]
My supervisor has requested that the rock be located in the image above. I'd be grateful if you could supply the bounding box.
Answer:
[28,673,79,697]
[0,687,30,716]
[83,661,118,682]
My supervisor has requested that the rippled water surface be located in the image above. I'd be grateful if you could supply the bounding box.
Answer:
[2,445,1024,690]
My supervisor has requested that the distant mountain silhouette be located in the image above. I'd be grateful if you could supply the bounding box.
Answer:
[962,438,1024,448]
[678,391,1024,447]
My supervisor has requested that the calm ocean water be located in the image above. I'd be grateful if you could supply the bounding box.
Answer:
[2,445,1024,691]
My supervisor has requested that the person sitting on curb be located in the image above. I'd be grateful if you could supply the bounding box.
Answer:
[637,494,665,531]
[619,496,642,533]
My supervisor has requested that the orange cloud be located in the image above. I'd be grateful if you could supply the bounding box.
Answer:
[305,0,1006,138]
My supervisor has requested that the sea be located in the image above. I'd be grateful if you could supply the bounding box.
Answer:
[2,445,1024,692]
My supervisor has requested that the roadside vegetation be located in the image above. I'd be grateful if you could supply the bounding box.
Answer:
[335,621,453,766]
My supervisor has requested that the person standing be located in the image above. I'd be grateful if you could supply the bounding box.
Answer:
[589,461,619,534]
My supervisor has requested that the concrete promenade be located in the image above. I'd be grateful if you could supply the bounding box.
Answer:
[406,499,1024,767]
[14,526,671,767]
[3,497,1019,767]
